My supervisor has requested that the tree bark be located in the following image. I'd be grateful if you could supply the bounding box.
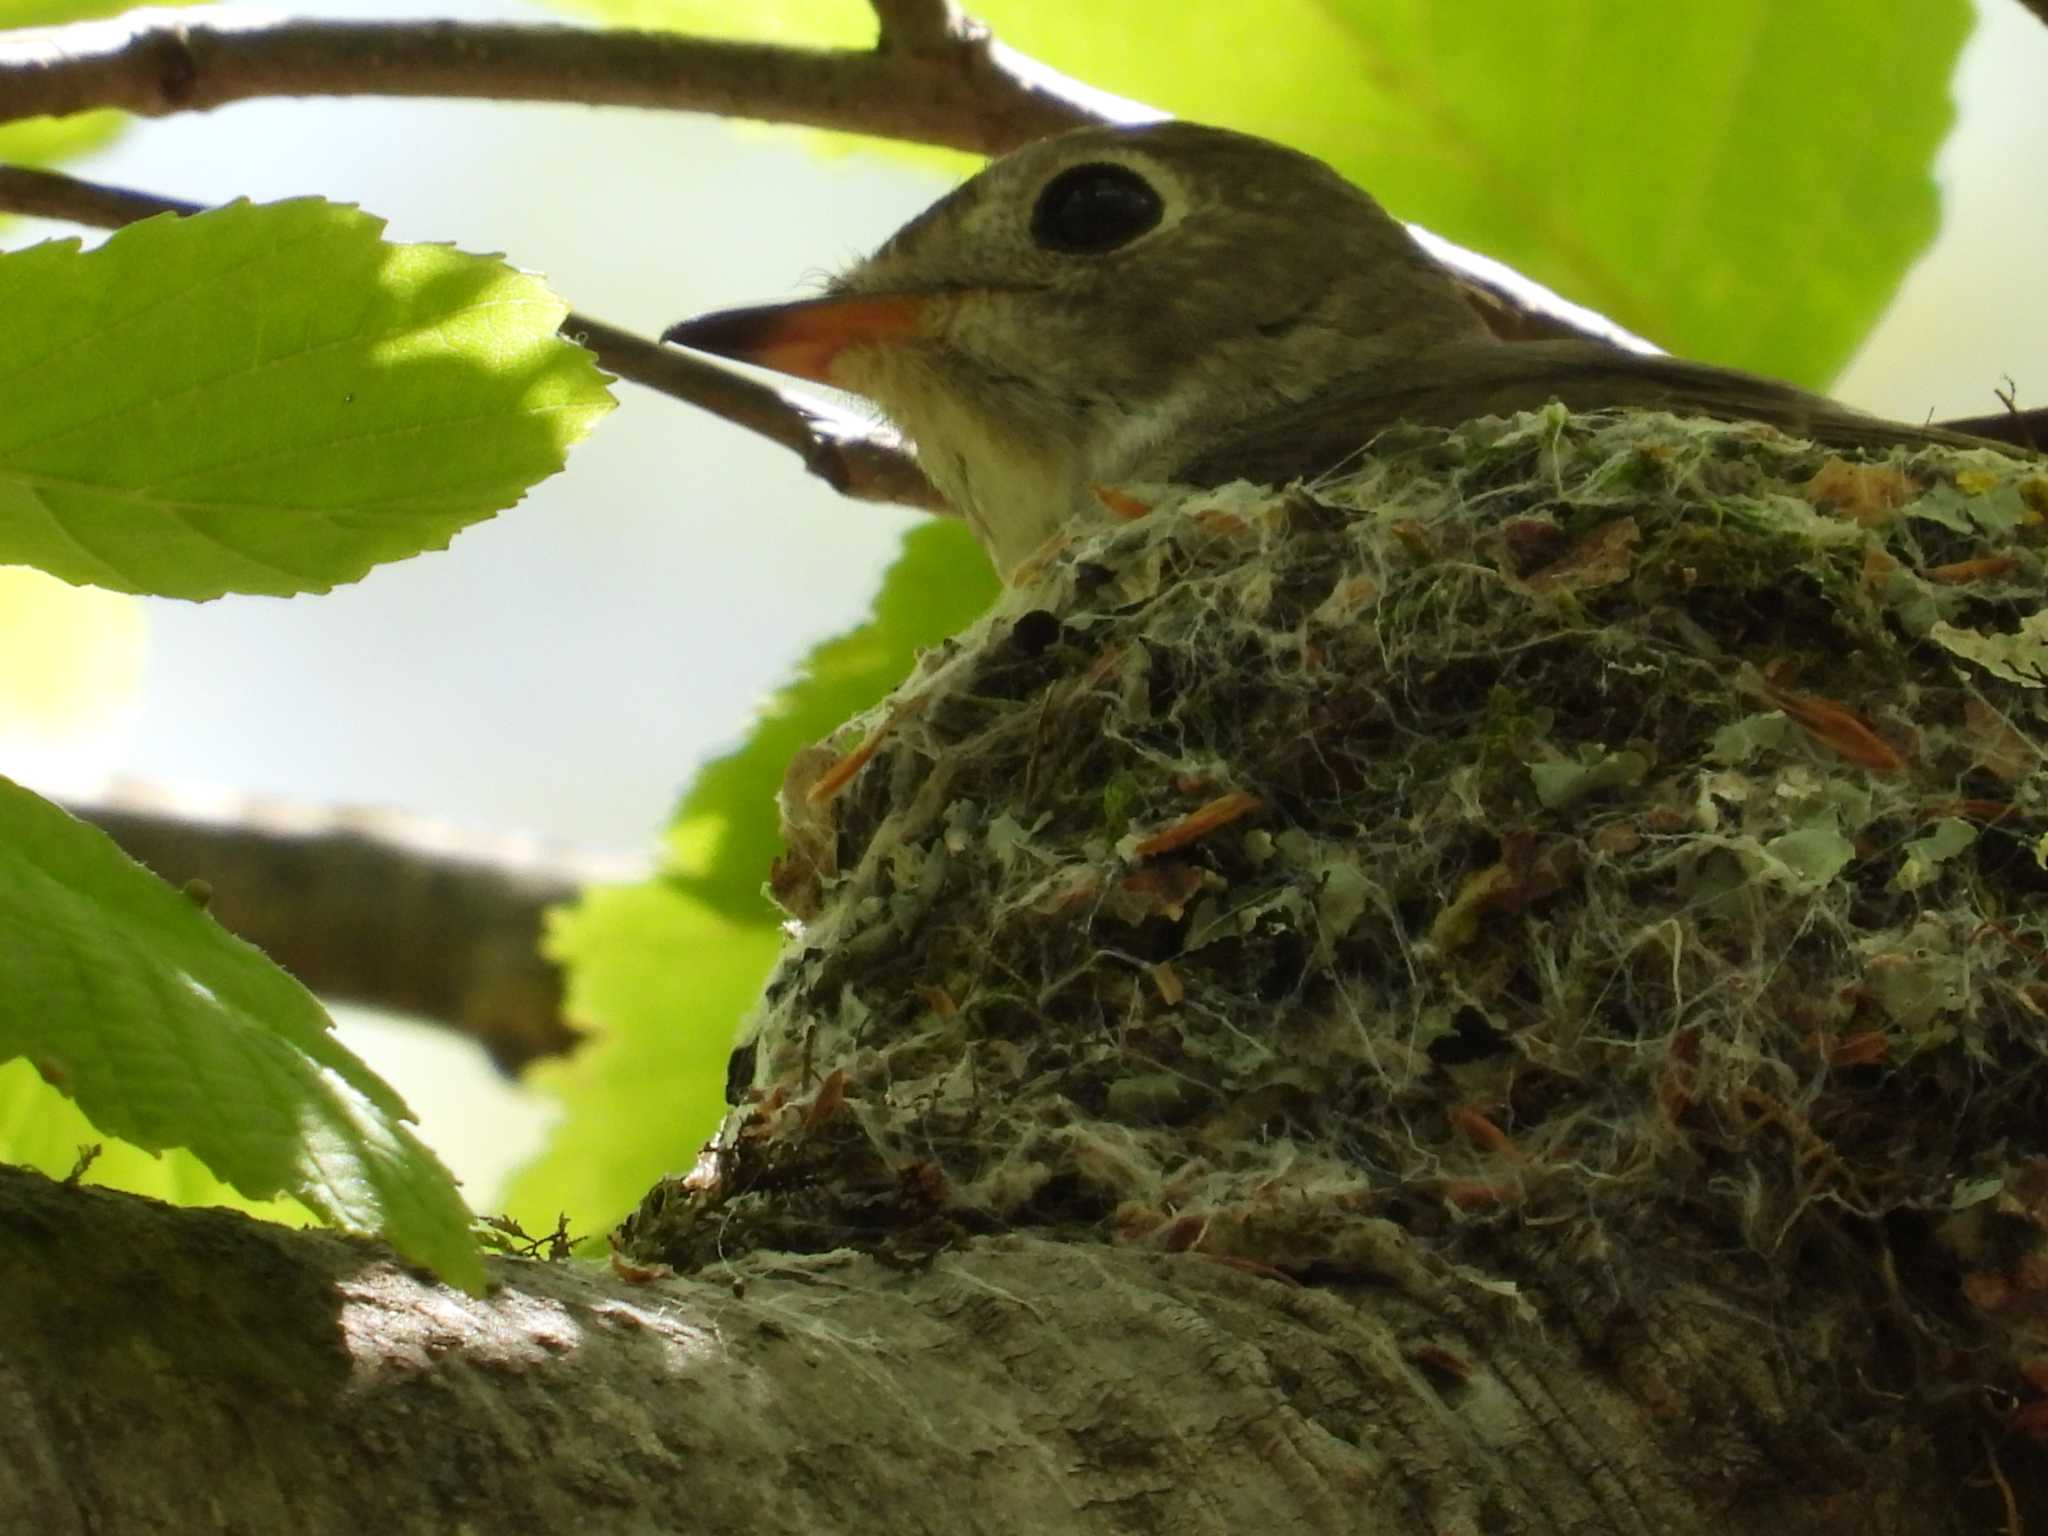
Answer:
[0,8,1101,154]
[70,787,603,1073]
[0,1163,1962,1534]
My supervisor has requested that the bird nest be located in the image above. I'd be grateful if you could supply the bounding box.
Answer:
[621,405,2048,1399]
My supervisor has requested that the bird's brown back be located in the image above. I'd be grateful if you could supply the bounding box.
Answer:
[1179,338,2040,486]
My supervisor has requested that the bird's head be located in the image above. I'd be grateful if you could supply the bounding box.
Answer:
[666,122,1487,575]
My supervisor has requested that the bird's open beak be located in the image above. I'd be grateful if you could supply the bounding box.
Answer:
[661,294,930,387]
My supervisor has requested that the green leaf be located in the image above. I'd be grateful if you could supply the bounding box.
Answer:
[1895,816,1977,893]
[1,0,154,24]
[974,0,1967,385]
[523,0,870,42]
[508,523,996,1235]
[0,777,483,1292]
[0,112,124,171]
[0,199,614,599]
[503,881,780,1240]
[667,518,996,915]
[0,1058,311,1223]
[1929,611,2048,688]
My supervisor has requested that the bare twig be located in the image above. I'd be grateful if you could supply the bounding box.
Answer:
[0,160,197,225]
[567,317,947,510]
[0,6,1110,155]
[71,785,634,1072]
[0,163,947,510]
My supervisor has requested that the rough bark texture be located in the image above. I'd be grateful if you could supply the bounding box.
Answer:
[0,1164,1984,1534]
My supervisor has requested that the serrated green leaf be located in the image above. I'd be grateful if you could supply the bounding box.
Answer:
[502,880,780,1238]
[0,777,483,1291]
[667,517,996,915]
[0,198,614,599]
[0,1058,311,1222]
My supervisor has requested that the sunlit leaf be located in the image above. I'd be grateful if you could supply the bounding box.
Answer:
[0,565,142,734]
[0,1058,311,1223]
[668,519,995,915]
[0,199,614,599]
[0,778,484,1291]
[508,524,995,1235]
[504,881,779,1239]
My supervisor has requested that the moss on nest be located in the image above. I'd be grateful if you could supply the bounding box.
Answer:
[622,405,2048,1398]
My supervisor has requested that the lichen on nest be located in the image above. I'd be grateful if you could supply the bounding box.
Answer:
[622,405,2048,1389]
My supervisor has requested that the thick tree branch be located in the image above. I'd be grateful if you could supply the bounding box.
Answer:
[0,163,948,510]
[0,6,1109,155]
[69,785,628,1072]
[0,1164,1976,1534]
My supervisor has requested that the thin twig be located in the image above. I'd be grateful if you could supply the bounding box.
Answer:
[0,163,948,510]
[0,160,199,225]
[0,6,1108,155]
[569,317,947,510]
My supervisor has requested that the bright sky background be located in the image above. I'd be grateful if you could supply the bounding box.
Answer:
[7,0,2048,1203]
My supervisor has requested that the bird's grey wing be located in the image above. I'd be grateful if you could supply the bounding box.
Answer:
[1174,339,2039,486]
[1934,404,2047,452]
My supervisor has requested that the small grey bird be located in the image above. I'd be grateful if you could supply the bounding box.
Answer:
[666,122,2039,578]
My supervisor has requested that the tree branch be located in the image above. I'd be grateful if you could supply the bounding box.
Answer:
[870,0,963,55]
[0,1163,1957,1534]
[0,163,949,511]
[68,784,627,1072]
[0,6,1115,155]
[567,315,948,511]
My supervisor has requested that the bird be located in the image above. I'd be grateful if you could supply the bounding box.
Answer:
[664,122,2042,579]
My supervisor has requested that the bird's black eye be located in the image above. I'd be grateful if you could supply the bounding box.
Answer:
[1029,162,1164,255]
